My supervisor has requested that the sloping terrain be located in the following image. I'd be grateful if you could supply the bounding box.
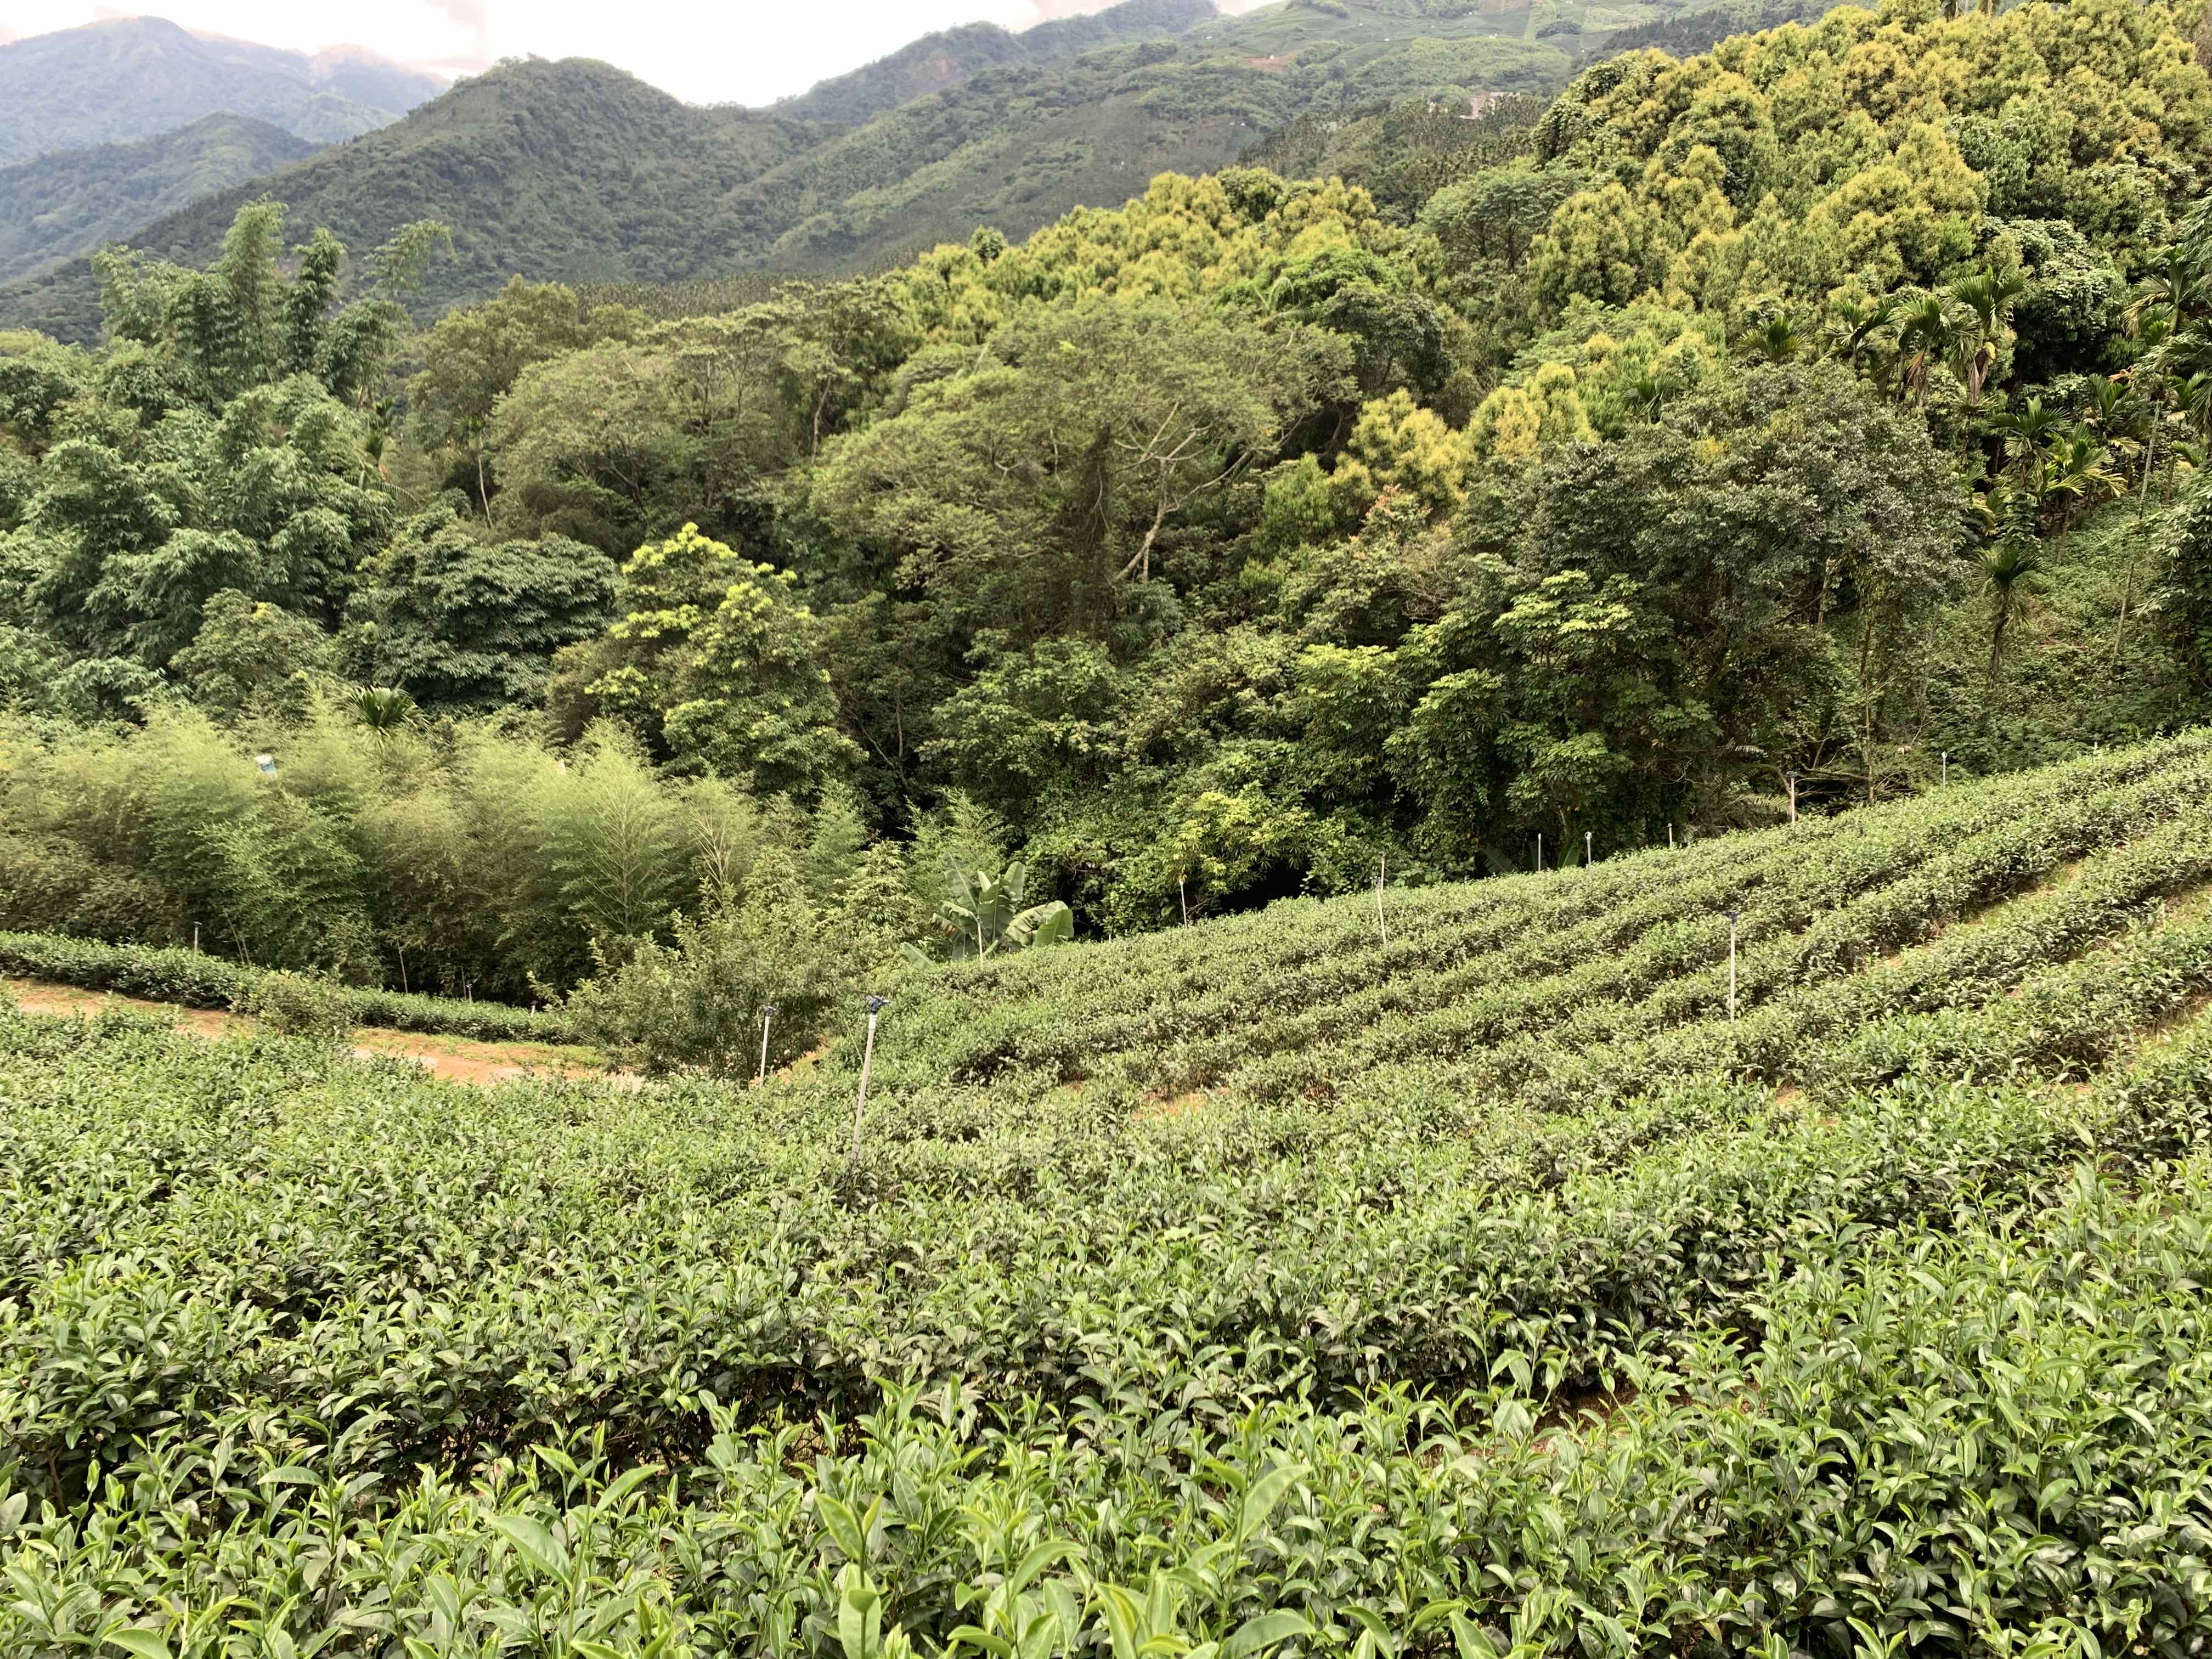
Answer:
[0,0,1628,335]
[0,114,322,284]
[7,733,2212,1649]
[773,0,1218,127]
[0,57,808,342]
[0,16,439,166]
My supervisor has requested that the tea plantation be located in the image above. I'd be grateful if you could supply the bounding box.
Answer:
[10,733,2212,1655]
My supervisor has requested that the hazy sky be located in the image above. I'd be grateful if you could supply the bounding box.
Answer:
[0,1,1268,104]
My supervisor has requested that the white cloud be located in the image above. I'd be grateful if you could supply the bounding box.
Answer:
[0,0,1273,105]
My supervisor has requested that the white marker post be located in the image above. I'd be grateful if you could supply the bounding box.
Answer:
[1942,751,1949,787]
[851,995,889,1159]
[1668,823,1675,851]
[1536,833,1543,872]
[757,1002,777,1086]
[1786,770,1798,823]
[1375,855,1388,947]
[1584,830,1593,867]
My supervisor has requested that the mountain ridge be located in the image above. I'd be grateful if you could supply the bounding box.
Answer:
[772,0,1218,127]
[0,0,1733,338]
[0,16,443,167]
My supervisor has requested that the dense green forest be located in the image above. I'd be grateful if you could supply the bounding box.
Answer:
[0,0,1735,336]
[5,0,2212,1043]
[0,114,321,285]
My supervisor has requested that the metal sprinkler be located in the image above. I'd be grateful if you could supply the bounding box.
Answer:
[1584,830,1593,866]
[851,995,890,1158]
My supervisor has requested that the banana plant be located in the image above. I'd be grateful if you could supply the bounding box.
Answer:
[907,862,1075,963]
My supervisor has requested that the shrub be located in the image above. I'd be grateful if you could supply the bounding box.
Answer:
[234,969,357,1044]
[0,929,572,1043]
[564,852,857,1076]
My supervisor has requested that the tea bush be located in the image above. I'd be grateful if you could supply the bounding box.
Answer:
[230,966,356,1043]
[0,929,572,1041]
[9,735,2212,1654]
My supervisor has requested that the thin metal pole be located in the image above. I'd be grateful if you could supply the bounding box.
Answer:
[1584,831,1593,866]
[1179,873,1190,927]
[1787,771,1798,823]
[1941,751,1949,786]
[1668,823,1675,851]
[757,1004,776,1086]
[851,997,887,1158]
[192,923,201,953]
[1375,856,1387,947]
[1536,833,1543,872]
[396,944,406,994]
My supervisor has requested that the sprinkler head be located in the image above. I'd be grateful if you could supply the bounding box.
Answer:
[761,1003,779,1019]
[866,994,892,1014]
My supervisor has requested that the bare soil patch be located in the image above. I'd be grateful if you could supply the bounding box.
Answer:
[5,978,612,1087]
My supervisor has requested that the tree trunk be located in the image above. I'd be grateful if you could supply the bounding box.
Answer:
[2116,402,2160,665]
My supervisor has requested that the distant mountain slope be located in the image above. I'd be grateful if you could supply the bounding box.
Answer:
[1573,0,1833,64]
[0,17,442,167]
[0,115,321,284]
[0,56,810,341]
[307,44,448,116]
[777,0,1216,128]
[0,0,1602,340]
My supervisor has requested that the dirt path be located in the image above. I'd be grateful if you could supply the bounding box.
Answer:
[5,979,613,1087]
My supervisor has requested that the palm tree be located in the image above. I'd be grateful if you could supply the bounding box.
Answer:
[2080,375,2148,473]
[1948,268,2025,415]
[350,686,420,732]
[1626,371,1671,423]
[1894,294,1957,408]
[1986,397,2062,488]
[2125,245,2209,351]
[2041,427,2121,553]
[2174,370,2212,446]
[1747,311,1802,363]
[2112,364,2176,664]
[1826,293,1899,380]
[1981,535,2043,683]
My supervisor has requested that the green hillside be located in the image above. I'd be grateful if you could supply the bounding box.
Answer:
[774,0,1218,127]
[0,0,1610,336]
[10,0,2212,1634]
[0,114,321,285]
[0,16,439,167]
[0,58,807,343]
[11,732,2212,1647]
